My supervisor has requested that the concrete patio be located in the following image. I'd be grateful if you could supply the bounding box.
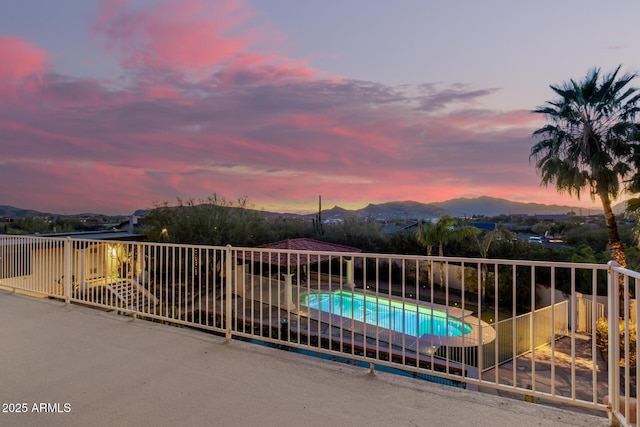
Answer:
[0,290,609,427]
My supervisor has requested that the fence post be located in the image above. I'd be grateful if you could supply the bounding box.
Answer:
[575,292,584,332]
[607,261,620,426]
[64,237,72,305]
[225,245,233,343]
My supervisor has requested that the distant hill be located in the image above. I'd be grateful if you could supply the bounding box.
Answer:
[304,202,447,221]
[355,201,448,219]
[318,206,353,220]
[4,196,614,222]
[613,202,628,215]
[0,205,116,219]
[0,205,56,218]
[307,197,606,221]
[431,196,603,217]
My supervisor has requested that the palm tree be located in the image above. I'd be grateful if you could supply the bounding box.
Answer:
[415,219,439,258]
[472,226,514,303]
[415,215,476,287]
[531,66,640,272]
[626,134,640,246]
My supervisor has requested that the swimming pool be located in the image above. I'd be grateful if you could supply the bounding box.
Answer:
[300,290,472,338]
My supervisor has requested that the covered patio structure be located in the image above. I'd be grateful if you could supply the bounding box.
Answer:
[234,238,361,310]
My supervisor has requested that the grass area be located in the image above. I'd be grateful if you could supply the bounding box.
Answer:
[429,297,511,323]
[383,288,512,324]
[362,283,515,325]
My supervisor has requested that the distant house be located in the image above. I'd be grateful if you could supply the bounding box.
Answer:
[1,229,152,308]
[534,214,570,222]
[470,222,496,231]
[322,218,344,225]
[381,223,417,235]
[32,229,143,241]
[380,220,430,235]
[382,220,499,235]
[100,215,140,233]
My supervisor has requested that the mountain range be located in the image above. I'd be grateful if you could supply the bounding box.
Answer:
[311,197,608,221]
[0,197,617,222]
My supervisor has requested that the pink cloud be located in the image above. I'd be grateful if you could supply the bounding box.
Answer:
[0,4,604,216]
[92,0,321,90]
[0,36,49,98]
[434,109,541,133]
[94,0,281,76]
[94,0,247,71]
[2,74,554,214]
[145,85,181,101]
[0,120,88,150]
[277,114,335,129]
[0,160,159,214]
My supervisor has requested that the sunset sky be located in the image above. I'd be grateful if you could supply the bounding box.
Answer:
[1,0,639,215]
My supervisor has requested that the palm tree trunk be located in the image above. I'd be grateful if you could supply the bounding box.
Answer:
[600,190,628,317]
[601,195,627,268]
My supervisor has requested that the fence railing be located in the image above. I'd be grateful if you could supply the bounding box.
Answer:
[2,234,636,424]
[607,262,640,427]
[578,294,607,335]
[481,301,569,371]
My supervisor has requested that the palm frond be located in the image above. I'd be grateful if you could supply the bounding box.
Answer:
[627,198,640,213]
[532,65,640,204]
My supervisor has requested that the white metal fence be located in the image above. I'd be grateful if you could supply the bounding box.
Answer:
[2,234,636,424]
[481,301,569,371]
[608,262,640,427]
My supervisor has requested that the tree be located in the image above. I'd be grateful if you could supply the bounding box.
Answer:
[531,66,640,274]
[415,220,439,258]
[142,194,269,246]
[323,217,385,252]
[415,216,476,286]
[472,226,514,303]
[11,217,50,234]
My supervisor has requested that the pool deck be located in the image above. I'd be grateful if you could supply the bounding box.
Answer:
[0,290,608,427]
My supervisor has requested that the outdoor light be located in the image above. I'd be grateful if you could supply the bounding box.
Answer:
[425,345,437,356]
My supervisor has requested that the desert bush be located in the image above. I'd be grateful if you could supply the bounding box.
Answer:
[596,318,636,369]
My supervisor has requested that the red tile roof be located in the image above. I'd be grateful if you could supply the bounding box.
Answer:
[237,238,360,267]
[257,238,361,253]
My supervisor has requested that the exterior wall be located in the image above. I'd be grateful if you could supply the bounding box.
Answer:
[30,246,65,295]
[75,243,108,286]
[535,284,566,307]
[8,243,112,294]
[575,292,636,333]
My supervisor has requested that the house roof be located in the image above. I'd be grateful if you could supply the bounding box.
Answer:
[471,222,496,231]
[534,214,570,221]
[238,238,360,267]
[30,230,144,241]
[381,221,421,234]
[257,238,361,252]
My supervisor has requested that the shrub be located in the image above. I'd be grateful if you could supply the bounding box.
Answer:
[595,318,636,368]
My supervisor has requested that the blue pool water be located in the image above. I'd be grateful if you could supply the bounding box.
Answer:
[300,290,472,337]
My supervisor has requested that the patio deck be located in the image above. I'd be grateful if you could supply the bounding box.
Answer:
[0,290,607,427]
